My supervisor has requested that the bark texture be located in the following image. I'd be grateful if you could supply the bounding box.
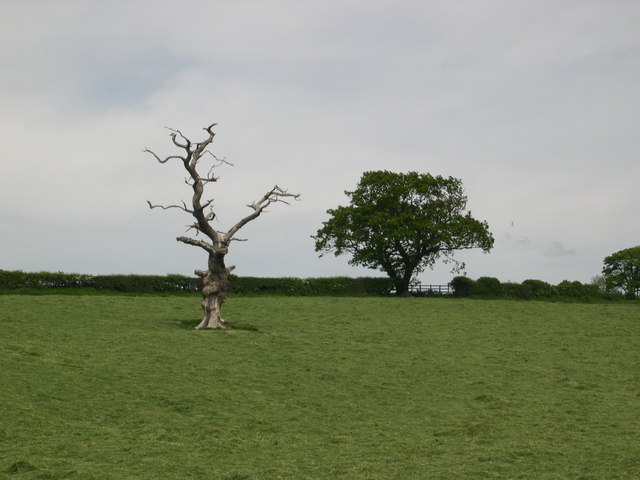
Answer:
[194,253,234,329]
[145,123,299,328]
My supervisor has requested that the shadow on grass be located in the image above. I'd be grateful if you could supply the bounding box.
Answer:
[5,460,37,474]
[173,318,259,332]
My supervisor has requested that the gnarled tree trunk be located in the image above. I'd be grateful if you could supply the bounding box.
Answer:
[195,251,234,329]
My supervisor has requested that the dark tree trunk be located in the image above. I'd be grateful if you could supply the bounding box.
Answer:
[194,250,234,329]
[392,264,417,296]
[393,275,413,296]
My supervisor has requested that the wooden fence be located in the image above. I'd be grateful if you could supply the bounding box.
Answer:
[389,283,454,295]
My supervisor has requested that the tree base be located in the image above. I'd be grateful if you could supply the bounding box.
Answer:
[195,292,228,329]
[194,316,228,329]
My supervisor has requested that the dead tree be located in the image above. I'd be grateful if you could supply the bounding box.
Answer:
[145,123,299,329]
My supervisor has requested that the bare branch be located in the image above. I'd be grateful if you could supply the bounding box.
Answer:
[147,200,193,214]
[177,236,214,253]
[166,128,191,149]
[204,151,234,167]
[217,230,248,242]
[191,127,217,165]
[143,148,185,164]
[147,123,298,256]
[200,198,215,211]
[185,222,202,234]
[223,185,301,242]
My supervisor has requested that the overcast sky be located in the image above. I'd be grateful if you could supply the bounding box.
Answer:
[1,0,638,285]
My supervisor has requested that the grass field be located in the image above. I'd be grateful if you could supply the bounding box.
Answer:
[1,295,638,479]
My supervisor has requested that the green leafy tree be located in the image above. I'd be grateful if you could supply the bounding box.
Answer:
[314,171,494,295]
[602,246,640,299]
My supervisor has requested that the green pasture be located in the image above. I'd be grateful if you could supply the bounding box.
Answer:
[1,296,638,479]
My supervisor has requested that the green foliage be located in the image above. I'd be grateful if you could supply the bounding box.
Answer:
[1,296,639,479]
[229,276,392,296]
[229,276,311,295]
[521,279,556,298]
[0,270,92,290]
[501,282,523,298]
[602,246,640,299]
[2,270,631,301]
[590,274,607,293]
[475,276,502,297]
[0,270,391,297]
[314,171,494,295]
[556,280,600,299]
[91,274,199,293]
[0,270,200,294]
[450,276,476,297]
[449,277,618,301]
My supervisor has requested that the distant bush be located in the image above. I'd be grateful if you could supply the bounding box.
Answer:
[521,279,556,298]
[501,282,522,298]
[447,276,622,301]
[0,270,200,294]
[91,274,200,293]
[229,276,391,296]
[0,270,93,290]
[1,269,629,300]
[556,280,600,299]
[228,276,312,296]
[475,277,502,297]
[451,276,475,297]
[0,270,391,297]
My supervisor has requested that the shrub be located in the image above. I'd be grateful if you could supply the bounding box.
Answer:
[475,277,502,297]
[0,270,93,290]
[228,276,392,296]
[451,276,475,297]
[229,276,313,296]
[1,269,627,300]
[499,282,520,298]
[556,280,601,299]
[521,279,556,298]
[0,270,28,290]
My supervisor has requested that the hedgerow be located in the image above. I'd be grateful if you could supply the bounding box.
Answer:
[0,270,391,296]
[0,270,628,299]
[450,275,621,300]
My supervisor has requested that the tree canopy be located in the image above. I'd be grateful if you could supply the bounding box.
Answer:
[314,171,494,295]
[602,246,640,299]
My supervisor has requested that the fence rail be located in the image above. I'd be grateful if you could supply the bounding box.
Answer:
[389,283,454,295]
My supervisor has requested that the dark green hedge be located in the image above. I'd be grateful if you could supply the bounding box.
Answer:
[0,269,623,299]
[0,270,391,296]
[0,270,200,293]
[0,270,93,290]
[228,276,392,296]
[90,274,201,293]
[556,280,600,298]
[450,276,475,297]
[450,275,617,300]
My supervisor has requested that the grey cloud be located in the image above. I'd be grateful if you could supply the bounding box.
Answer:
[545,241,576,258]
[0,1,638,285]
[501,233,531,247]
